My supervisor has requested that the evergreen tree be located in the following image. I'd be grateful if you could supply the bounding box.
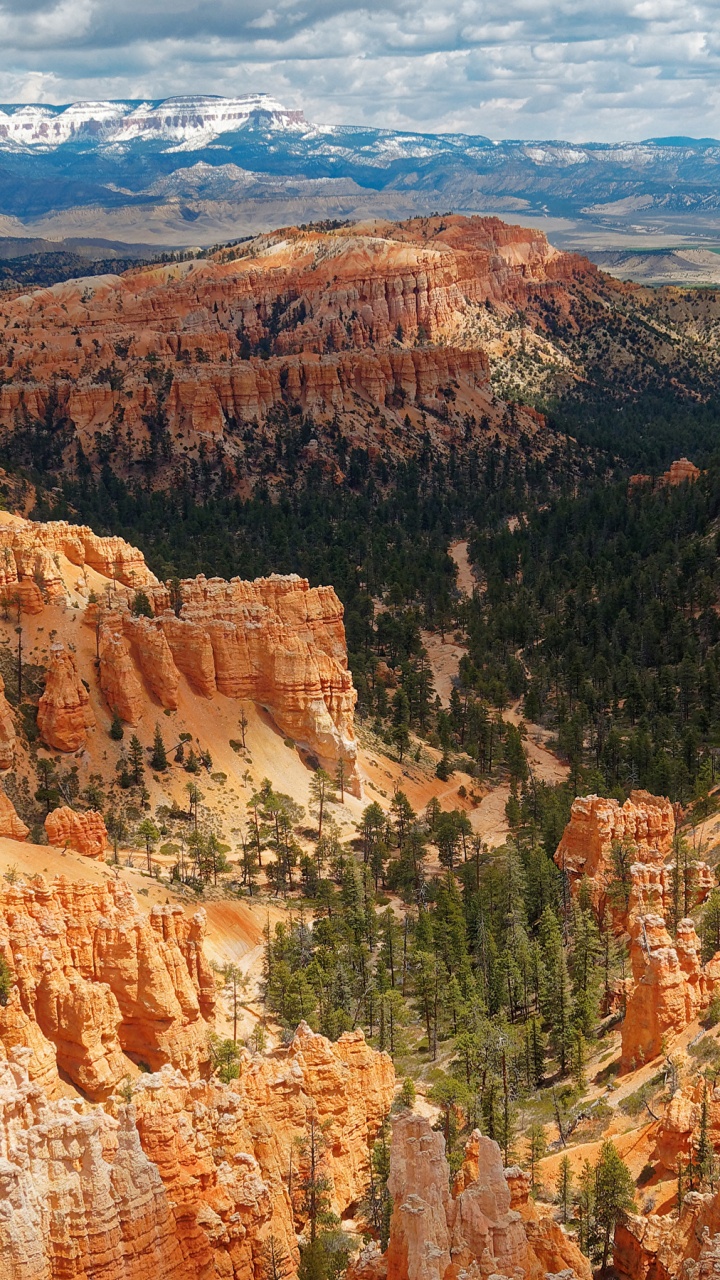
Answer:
[556,1154,573,1224]
[151,723,168,772]
[594,1140,635,1273]
[128,734,144,786]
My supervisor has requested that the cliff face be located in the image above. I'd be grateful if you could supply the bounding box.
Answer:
[95,571,359,791]
[0,510,360,790]
[0,1021,395,1280]
[0,216,582,488]
[0,876,215,1099]
[554,790,720,1067]
[372,1114,588,1280]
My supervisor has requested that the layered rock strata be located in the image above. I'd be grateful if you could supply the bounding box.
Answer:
[0,673,16,768]
[554,790,676,915]
[0,1020,395,1280]
[0,511,360,790]
[620,911,720,1070]
[0,216,585,483]
[0,513,158,602]
[0,789,28,841]
[0,876,215,1097]
[99,572,359,791]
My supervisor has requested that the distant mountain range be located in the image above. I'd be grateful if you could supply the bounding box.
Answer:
[2,94,720,256]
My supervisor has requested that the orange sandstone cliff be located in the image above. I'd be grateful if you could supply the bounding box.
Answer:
[0,216,588,488]
[0,510,360,792]
[0,1015,395,1279]
[353,1114,589,1280]
[0,875,216,1098]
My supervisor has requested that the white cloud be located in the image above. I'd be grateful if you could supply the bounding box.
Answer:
[0,0,720,139]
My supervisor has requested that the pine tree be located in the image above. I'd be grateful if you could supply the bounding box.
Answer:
[309,769,335,840]
[128,734,144,786]
[110,710,124,741]
[137,818,159,873]
[261,1234,292,1280]
[556,1154,573,1224]
[527,1122,547,1193]
[151,723,168,772]
[594,1140,635,1273]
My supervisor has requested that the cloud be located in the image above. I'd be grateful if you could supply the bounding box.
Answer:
[0,0,720,140]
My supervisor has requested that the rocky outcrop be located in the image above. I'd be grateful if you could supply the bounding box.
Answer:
[45,806,108,858]
[0,217,582,491]
[0,788,28,841]
[98,617,145,724]
[614,1192,720,1280]
[554,790,678,917]
[383,1115,587,1280]
[0,1052,186,1280]
[620,915,720,1070]
[0,674,15,769]
[0,877,216,1098]
[630,458,702,492]
[100,571,360,792]
[37,641,95,751]
[0,514,158,593]
[0,1019,395,1280]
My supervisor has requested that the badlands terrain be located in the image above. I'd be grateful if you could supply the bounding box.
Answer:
[2,207,720,1280]
[0,505,720,1278]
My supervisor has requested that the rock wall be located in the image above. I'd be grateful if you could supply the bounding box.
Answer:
[45,806,108,857]
[0,511,361,790]
[0,876,215,1098]
[0,514,158,594]
[0,216,582,482]
[377,1114,588,1280]
[100,571,360,792]
[0,673,16,769]
[0,789,28,841]
[0,1020,395,1280]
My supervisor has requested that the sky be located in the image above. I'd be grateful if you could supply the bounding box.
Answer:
[0,0,719,142]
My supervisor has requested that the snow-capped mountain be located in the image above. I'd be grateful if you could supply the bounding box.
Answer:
[1,95,720,251]
[0,95,306,149]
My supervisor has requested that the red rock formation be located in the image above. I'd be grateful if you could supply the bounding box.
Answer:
[0,1019,395,1280]
[100,571,360,791]
[98,615,145,724]
[383,1115,587,1280]
[0,674,15,769]
[0,514,158,592]
[630,458,702,492]
[614,1190,720,1280]
[621,915,712,1070]
[45,805,108,858]
[0,877,216,1098]
[37,641,95,751]
[0,788,29,840]
[554,790,676,914]
[0,216,589,490]
[0,1052,186,1279]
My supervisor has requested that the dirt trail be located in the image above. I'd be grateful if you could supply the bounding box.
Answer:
[419,536,568,846]
[450,539,476,596]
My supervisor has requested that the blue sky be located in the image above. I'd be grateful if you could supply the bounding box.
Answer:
[1,0,719,141]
